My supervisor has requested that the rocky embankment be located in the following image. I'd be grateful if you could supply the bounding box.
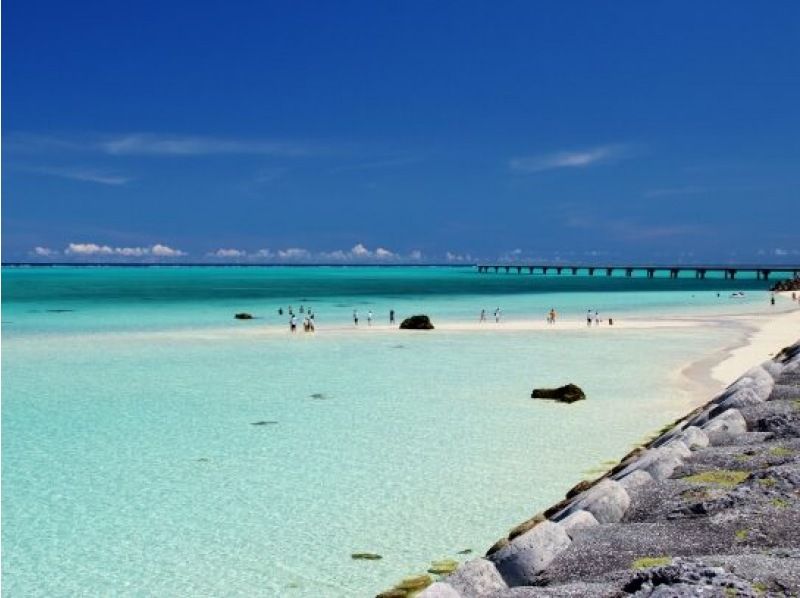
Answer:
[415,341,800,598]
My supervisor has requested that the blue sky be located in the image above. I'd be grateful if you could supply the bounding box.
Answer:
[3,1,799,263]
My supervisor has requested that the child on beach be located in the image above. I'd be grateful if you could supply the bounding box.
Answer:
[587,309,592,326]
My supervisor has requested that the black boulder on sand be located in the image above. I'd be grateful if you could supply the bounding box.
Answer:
[399,315,435,330]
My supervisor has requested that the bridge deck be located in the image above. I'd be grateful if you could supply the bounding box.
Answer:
[476,264,800,280]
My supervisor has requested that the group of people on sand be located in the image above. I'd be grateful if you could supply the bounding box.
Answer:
[479,308,503,323]
[277,306,400,332]
[352,309,396,326]
[279,305,316,333]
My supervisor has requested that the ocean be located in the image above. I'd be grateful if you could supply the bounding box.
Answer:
[1,266,776,596]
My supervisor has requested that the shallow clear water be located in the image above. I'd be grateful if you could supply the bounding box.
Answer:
[1,266,776,596]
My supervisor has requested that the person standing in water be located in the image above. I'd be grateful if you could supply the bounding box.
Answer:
[367,310,373,326]
[494,307,501,323]
[389,309,395,325]
[353,310,359,326]
[549,308,557,324]
[480,309,486,323]
[586,309,592,326]
[290,315,297,333]
[594,311,600,326]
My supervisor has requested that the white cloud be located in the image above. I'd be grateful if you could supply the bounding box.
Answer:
[278,248,312,260]
[350,243,371,257]
[446,251,473,262]
[64,242,186,258]
[409,250,423,261]
[101,134,313,157]
[251,249,274,258]
[32,246,58,257]
[510,144,632,173]
[66,243,115,255]
[210,248,246,258]
[28,166,131,185]
[774,248,799,257]
[320,250,348,261]
[115,247,147,257]
[151,244,186,257]
[375,247,395,259]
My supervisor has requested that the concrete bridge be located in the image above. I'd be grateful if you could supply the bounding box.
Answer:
[475,264,800,280]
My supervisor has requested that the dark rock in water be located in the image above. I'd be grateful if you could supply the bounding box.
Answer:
[457,548,473,555]
[196,457,210,462]
[250,420,278,426]
[309,393,327,400]
[399,315,434,330]
[532,383,586,403]
[234,313,254,320]
[391,345,405,349]
[351,552,382,560]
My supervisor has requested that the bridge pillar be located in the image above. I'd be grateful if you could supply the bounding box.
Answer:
[494,266,499,273]
[670,269,679,279]
[588,267,595,276]
[606,268,613,276]
[556,267,562,275]
[647,268,655,279]
[516,266,522,274]
[571,267,578,275]
[726,269,736,280]
[504,266,510,273]
[762,270,771,280]
[626,268,633,277]
[528,266,533,274]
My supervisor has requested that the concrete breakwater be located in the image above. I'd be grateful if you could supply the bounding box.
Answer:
[407,341,800,597]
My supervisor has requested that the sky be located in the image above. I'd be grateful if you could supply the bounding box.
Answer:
[3,1,800,264]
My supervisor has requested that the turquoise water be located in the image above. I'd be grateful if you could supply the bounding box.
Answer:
[1,266,776,596]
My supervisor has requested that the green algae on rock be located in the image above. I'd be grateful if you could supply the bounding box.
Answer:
[681,469,749,488]
[632,556,672,570]
[427,559,459,575]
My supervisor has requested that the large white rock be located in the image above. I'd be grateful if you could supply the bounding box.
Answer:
[618,469,654,492]
[661,439,692,458]
[418,582,462,598]
[491,520,572,586]
[558,509,598,538]
[702,408,748,445]
[565,479,631,523]
[761,359,784,379]
[445,558,506,597]
[726,366,774,400]
[710,387,763,417]
[674,426,709,449]
[614,443,687,481]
